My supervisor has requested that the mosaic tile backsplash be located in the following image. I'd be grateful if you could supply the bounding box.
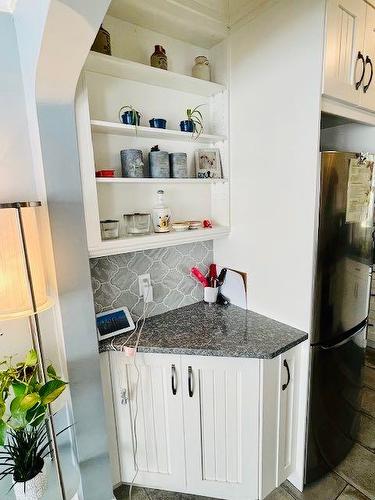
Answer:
[90,241,213,320]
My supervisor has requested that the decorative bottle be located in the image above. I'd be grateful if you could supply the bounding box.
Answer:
[151,45,168,70]
[192,56,210,81]
[91,25,111,55]
[152,190,171,233]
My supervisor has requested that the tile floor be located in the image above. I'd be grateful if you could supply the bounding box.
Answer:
[114,348,375,500]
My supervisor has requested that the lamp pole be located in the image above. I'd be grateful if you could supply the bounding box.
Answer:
[12,202,66,500]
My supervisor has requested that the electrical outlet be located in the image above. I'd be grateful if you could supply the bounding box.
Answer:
[138,274,153,302]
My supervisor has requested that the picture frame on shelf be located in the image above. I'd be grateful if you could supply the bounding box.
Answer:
[195,148,222,179]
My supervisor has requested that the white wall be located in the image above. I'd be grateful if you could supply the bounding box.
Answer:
[214,0,326,490]
[215,0,325,334]
[0,12,36,359]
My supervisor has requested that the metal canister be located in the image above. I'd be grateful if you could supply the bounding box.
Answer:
[120,149,145,178]
[169,153,188,178]
[149,150,170,178]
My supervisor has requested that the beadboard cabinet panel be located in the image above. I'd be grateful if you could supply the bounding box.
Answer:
[109,352,186,489]
[324,0,366,104]
[360,3,375,110]
[181,355,260,499]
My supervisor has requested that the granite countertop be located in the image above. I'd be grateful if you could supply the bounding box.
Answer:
[99,302,308,359]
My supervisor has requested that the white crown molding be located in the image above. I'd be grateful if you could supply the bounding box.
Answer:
[0,0,17,13]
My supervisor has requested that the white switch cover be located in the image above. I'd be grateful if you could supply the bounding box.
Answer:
[138,274,153,302]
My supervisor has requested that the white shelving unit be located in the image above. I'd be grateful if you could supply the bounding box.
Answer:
[76,22,230,257]
[85,52,225,97]
[89,226,230,258]
[91,119,226,143]
[96,177,228,184]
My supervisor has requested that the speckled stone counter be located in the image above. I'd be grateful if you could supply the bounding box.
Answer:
[99,302,307,359]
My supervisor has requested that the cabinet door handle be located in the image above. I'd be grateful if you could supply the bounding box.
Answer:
[364,56,373,93]
[355,51,366,90]
[188,366,194,397]
[171,364,177,395]
[282,359,291,391]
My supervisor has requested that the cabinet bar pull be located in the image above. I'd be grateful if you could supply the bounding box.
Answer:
[188,366,194,397]
[171,364,177,395]
[364,56,373,93]
[355,51,366,90]
[282,360,291,391]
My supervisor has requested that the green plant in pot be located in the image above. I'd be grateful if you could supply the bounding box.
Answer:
[0,349,68,499]
[180,104,205,138]
[119,105,141,126]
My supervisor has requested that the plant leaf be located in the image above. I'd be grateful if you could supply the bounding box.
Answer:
[0,400,5,419]
[39,380,67,405]
[19,393,40,411]
[24,350,37,367]
[0,420,6,446]
[26,405,46,427]
[46,365,57,380]
[12,381,27,398]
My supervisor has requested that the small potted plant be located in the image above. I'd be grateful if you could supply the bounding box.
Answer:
[119,105,141,126]
[0,349,68,500]
[180,104,204,138]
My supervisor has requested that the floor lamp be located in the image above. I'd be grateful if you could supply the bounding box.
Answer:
[0,201,66,500]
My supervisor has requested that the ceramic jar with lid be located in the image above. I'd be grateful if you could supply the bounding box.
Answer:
[149,145,170,178]
[192,56,210,81]
[151,45,168,70]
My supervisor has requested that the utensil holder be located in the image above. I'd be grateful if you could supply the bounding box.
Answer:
[204,287,218,304]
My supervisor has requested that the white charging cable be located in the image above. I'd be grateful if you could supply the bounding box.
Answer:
[127,285,151,500]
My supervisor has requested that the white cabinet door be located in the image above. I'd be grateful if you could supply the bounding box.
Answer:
[360,4,375,110]
[324,0,366,105]
[181,355,260,500]
[277,346,300,485]
[109,352,186,490]
[99,352,121,486]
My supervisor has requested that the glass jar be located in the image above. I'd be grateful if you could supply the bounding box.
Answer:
[192,56,210,81]
[100,220,119,240]
[124,213,152,235]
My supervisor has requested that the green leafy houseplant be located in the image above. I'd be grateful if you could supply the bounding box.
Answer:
[118,105,141,127]
[0,349,68,488]
[186,104,205,138]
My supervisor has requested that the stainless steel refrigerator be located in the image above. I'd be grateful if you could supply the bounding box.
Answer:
[305,151,374,484]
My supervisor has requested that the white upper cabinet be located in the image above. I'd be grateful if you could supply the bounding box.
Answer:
[324,0,375,111]
[324,0,366,105]
[361,3,375,110]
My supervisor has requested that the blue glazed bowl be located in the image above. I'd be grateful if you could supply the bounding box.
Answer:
[149,118,167,129]
[121,111,140,125]
[180,120,194,132]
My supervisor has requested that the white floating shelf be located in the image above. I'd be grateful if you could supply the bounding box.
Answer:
[91,120,226,143]
[85,52,226,97]
[96,177,228,185]
[88,226,230,257]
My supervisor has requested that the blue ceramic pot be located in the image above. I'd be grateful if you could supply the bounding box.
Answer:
[149,118,167,129]
[180,120,194,133]
[121,111,140,125]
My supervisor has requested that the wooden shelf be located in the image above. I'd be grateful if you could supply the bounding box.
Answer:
[91,120,226,143]
[88,226,230,257]
[85,52,226,97]
[96,177,228,185]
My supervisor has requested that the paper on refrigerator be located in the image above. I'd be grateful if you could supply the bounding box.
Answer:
[346,158,374,223]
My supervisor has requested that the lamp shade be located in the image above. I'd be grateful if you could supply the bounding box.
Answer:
[0,204,51,320]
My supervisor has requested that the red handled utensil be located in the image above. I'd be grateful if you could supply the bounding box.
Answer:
[191,267,209,287]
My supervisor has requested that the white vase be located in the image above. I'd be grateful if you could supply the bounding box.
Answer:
[13,460,48,500]
[192,56,211,81]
